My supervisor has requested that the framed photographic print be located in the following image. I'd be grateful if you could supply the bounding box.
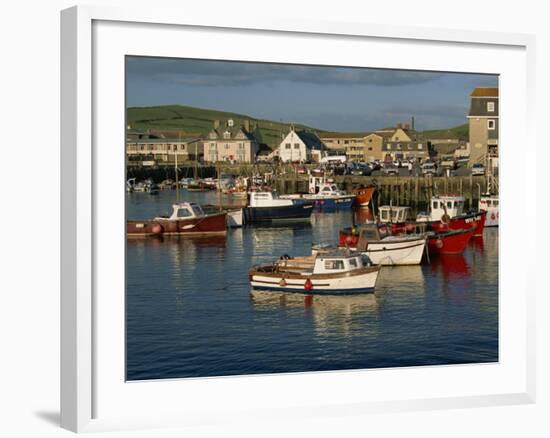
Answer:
[61,5,536,433]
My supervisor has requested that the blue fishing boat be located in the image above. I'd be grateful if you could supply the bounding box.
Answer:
[243,192,314,223]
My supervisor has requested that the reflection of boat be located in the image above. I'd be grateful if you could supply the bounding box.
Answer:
[429,253,470,278]
[250,289,378,309]
[249,251,380,295]
[244,192,314,223]
[338,223,427,265]
[127,202,226,237]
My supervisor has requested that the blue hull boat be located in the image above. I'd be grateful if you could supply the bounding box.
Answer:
[312,196,355,210]
[244,201,314,223]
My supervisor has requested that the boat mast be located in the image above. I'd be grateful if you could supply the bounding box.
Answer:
[175,132,180,202]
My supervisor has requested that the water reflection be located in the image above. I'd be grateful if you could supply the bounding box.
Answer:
[250,290,379,339]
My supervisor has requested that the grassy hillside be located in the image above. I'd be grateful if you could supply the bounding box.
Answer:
[421,123,469,140]
[127,104,321,147]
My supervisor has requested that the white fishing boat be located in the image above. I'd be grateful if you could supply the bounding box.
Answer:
[479,195,499,227]
[249,251,380,295]
[226,208,244,227]
[339,223,427,266]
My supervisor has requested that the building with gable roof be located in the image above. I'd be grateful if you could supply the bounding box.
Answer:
[203,119,260,163]
[276,128,326,163]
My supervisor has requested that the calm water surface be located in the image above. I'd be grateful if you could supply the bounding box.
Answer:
[126,189,498,380]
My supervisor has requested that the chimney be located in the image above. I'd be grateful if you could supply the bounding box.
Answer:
[396,123,402,129]
[411,116,415,131]
[244,119,250,132]
[214,120,220,129]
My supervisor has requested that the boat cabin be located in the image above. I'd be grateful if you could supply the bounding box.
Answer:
[315,183,344,197]
[248,191,293,207]
[427,195,465,221]
[313,254,364,274]
[479,196,499,209]
[156,202,206,221]
[378,206,411,223]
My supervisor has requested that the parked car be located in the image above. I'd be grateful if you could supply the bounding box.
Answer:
[382,163,399,175]
[471,163,485,176]
[421,162,437,175]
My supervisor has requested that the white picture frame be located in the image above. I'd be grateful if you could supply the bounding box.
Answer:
[60,5,536,433]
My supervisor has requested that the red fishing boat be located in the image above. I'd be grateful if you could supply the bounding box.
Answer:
[427,228,475,255]
[417,194,486,235]
[127,202,227,237]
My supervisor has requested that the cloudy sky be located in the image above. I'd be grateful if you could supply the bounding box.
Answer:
[126,56,498,132]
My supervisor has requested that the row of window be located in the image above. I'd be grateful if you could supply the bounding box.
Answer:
[387,144,423,151]
[285,143,301,149]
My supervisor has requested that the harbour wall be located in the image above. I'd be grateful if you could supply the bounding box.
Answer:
[127,165,490,210]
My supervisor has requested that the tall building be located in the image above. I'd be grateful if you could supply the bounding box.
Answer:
[467,87,499,167]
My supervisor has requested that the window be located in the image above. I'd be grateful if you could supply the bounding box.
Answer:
[368,147,373,151]
[225,144,230,149]
[223,131,231,139]
[387,145,392,150]
[177,208,193,218]
[349,259,358,268]
[447,201,452,209]
[487,102,495,112]
[238,143,244,149]
[433,201,438,209]
[344,140,349,144]
[324,260,344,270]
[294,143,300,149]
[488,120,496,130]
[285,143,291,149]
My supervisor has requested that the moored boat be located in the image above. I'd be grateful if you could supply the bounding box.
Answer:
[479,194,499,227]
[352,186,376,208]
[249,251,380,295]
[427,227,475,255]
[244,192,314,223]
[127,202,226,237]
[338,223,427,265]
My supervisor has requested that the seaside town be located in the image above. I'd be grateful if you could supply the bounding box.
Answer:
[125,79,499,380]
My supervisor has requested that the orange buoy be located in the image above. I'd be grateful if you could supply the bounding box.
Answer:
[304,278,313,291]
[151,223,163,235]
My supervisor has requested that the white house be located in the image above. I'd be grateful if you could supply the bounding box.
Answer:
[277,128,325,163]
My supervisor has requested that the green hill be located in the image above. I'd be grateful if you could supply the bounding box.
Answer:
[127,104,322,147]
[421,123,469,140]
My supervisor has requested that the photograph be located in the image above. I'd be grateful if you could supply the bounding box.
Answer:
[124,56,499,381]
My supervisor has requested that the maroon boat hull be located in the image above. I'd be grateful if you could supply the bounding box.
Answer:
[127,212,227,237]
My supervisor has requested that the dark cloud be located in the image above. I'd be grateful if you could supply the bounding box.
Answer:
[126,56,444,87]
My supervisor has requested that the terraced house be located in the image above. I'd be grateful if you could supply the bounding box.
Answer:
[379,123,430,161]
[203,119,260,163]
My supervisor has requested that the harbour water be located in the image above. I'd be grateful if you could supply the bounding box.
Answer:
[126,189,498,381]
